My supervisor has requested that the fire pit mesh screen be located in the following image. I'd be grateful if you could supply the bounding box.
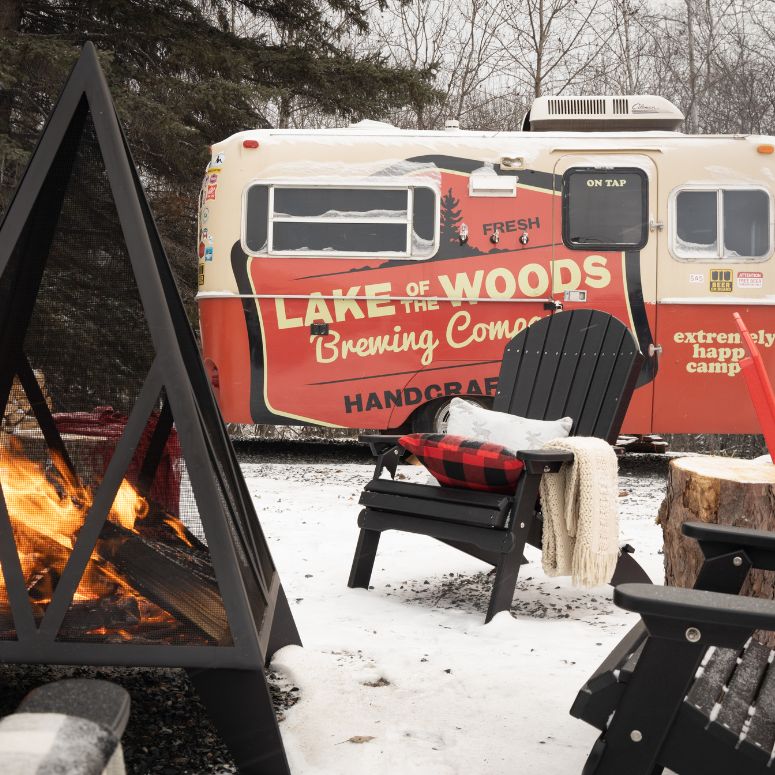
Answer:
[0,104,232,647]
[21,108,154,420]
[55,406,232,646]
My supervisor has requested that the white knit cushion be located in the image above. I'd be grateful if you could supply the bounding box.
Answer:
[446,397,572,452]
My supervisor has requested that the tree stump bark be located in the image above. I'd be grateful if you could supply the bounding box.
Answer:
[658,455,775,646]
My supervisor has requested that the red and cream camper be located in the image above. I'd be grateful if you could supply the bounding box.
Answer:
[196,95,775,433]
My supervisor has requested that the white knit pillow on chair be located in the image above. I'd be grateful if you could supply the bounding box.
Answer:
[446,397,572,452]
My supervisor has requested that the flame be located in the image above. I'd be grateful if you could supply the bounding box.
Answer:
[0,440,92,557]
[0,434,173,637]
[111,478,149,530]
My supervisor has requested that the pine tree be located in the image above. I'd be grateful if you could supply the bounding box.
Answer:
[440,187,463,246]
[0,0,439,311]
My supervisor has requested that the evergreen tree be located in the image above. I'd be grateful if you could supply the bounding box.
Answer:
[440,188,462,238]
[440,187,463,249]
[0,0,439,310]
[438,186,483,259]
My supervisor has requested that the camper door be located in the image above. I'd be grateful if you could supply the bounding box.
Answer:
[552,155,659,434]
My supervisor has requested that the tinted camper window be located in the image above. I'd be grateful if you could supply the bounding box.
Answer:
[563,168,648,251]
[243,182,438,258]
[723,190,769,258]
[675,190,717,256]
[672,187,771,260]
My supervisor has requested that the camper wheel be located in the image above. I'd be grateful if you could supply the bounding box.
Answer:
[411,397,490,434]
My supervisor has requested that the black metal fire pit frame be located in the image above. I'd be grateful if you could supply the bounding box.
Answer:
[0,43,301,774]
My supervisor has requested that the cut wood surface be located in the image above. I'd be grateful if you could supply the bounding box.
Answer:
[97,520,230,644]
[659,455,775,645]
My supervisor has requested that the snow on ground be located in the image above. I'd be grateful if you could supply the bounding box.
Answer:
[243,456,670,775]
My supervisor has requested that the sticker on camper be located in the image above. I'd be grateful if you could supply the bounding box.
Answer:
[688,273,704,284]
[209,173,218,185]
[709,269,733,293]
[737,271,763,289]
[206,184,217,201]
[215,152,225,165]
[205,246,214,261]
[198,263,205,286]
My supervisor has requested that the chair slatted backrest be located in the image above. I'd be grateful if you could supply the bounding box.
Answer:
[493,310,644,443]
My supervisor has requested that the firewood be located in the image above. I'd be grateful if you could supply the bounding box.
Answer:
[57,593,141,638]
[96,520,230,644]
[0,596,138,640]
[135,506,209,555]
[0,499,226,643]
[1,371,51,433]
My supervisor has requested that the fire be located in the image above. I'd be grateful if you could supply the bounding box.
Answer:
[0,435,175,637]
[0,438,147,553]
[111,477,149,530]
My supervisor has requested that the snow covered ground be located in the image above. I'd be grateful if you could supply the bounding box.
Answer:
[243,454,671,775]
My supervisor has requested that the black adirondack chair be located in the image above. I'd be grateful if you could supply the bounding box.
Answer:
[573,521,775,775]
[348,309,651,623]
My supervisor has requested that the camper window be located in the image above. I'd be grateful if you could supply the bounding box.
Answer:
[562,168,648,251]
[242,182,438,259]
[672,186,771,260]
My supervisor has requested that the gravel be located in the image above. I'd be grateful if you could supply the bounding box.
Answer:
[0,664,299,774]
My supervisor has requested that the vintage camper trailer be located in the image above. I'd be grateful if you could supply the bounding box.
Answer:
[196,95,775,434]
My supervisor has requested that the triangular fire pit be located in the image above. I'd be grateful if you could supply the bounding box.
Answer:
[0,43,300,774]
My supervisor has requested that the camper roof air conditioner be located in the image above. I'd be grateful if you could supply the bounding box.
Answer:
[526,95,684,132]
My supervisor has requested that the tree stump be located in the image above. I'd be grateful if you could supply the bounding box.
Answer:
[658,455,775,646]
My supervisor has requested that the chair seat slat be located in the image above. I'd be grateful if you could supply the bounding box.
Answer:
[714,640,770,737]
[360,491,508,528]
[743,648,775,757]
[364,478,512,510]
[686,646,740,716]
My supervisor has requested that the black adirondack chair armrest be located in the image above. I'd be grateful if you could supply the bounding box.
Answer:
[614,583,775,647]
[683,521,775,568]
[516,449,575,475]
[359,434,404,457]
[360,438,411,479]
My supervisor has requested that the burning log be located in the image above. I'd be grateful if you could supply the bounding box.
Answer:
[58,594,141,639]
[96,520,230,644]
[0,514,228,644]
[0,432,229,645]
[0,595,139,640]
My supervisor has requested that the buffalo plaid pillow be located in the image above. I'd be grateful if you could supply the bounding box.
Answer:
[399,434,525,494]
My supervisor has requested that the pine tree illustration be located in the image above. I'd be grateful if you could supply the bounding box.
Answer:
[440,187,463,246]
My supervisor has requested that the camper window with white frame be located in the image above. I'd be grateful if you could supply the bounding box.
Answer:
[242,182,439,259]
[672,186,771,260]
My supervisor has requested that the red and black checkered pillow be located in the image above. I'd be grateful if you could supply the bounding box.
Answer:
[399,434,525,494]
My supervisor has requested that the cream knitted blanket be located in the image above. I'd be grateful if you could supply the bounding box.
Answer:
[539,436,619,586]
